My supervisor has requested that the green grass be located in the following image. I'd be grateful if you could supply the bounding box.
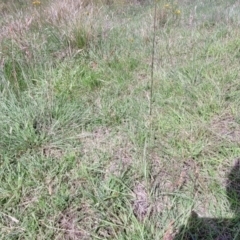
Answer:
[1,0,240,239]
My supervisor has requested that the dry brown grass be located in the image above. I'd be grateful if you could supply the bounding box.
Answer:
[210,111,240,143]
[0,0,100,58]
[79,126,135,174]
[56,205,93,240]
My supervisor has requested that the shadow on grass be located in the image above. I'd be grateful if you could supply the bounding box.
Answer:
[174,159,240,240]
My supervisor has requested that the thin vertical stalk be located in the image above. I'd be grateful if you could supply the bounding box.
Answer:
[150,0,157,116]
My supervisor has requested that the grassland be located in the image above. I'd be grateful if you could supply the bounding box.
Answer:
[1,0,240,239]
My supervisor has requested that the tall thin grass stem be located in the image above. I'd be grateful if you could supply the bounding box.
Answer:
[149,0,157,116]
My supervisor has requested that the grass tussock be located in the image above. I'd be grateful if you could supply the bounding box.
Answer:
[1,0,240,239]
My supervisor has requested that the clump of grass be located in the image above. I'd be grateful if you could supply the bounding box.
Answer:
[0,0,105,93]
[71,25,90,50]
[3,58,27,93]
[1,37,36,94]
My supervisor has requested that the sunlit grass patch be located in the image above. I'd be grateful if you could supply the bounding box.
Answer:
[1,0,240,239]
